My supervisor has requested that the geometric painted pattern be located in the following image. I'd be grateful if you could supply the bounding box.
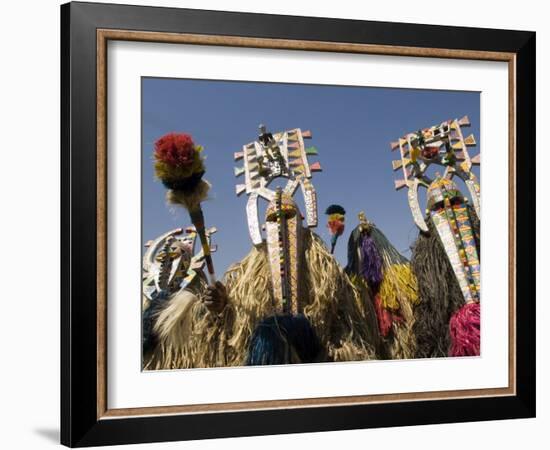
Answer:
[235,126,322,245]
[429,179,481,304]
[265,191,303,314]
[390,116,480,232]
[142,226,218,301]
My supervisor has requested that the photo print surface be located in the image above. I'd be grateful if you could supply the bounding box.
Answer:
[141,78,481,370]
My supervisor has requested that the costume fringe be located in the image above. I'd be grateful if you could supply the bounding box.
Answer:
[142,293,163,357]
[361,235,384,290]
[411,210,479,358]
[166,180,211,212]
[378,264,419,311]
[145,229,377,369]
[449,302,480,357]
[370,227,408,266]
[366,227,418,311]
[374,294,393,337]
[143,276,236,369]
[246,314,321,365]
[388,289,416,360]
[346,224,418,359]
[348,274,385,356]
[300,231,377,361]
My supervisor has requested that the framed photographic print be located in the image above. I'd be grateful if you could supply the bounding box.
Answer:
[61,1,536,447]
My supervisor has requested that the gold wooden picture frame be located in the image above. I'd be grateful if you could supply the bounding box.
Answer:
[62,2,535,447]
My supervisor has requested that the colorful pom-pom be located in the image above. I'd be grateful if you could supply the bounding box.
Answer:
[449,302,480,357]
[155,133,196,167]
[325,205,346,254]
[153,133,205,189]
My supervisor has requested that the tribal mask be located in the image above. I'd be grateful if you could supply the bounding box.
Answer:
[390,116,480,233]
[142,226,217,300]
[265,190,303,314]
[427,177,480,303]
[234,125,322,311]
[390,116,481,305]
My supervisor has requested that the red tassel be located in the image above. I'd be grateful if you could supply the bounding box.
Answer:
[449,302,480,357]
[374,294,393,337]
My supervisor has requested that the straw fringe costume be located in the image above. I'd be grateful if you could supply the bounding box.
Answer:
[389,116,481,358]
[411,202,480,358]
[144,125,378,369]
[346,214,418,360]
[141,226,223,369]
[144,277,236,369]
[145,228,376,369]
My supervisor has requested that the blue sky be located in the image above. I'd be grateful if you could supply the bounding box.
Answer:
[142,78,480,274]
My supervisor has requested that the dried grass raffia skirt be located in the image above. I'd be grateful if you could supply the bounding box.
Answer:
[144,229,378,369]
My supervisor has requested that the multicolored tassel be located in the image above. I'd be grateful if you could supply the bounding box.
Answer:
[325,204,346,254]
[153,132,216,285]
